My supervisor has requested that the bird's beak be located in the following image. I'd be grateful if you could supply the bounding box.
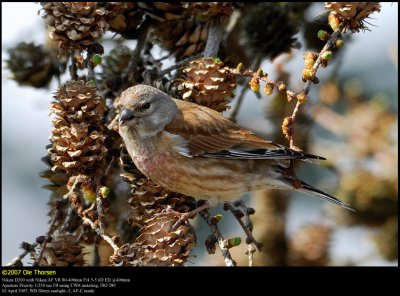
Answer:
[119,109,135,126]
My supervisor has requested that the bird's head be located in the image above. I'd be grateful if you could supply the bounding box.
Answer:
[118,85,178,138]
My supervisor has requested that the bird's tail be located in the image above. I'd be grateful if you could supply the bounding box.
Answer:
[295,180,354,211]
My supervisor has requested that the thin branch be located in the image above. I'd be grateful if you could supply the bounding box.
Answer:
[127,18,151,84]
[203,17,225,57]
[301,27,343,96]
[33,209,61,266]
[61,205,77,232]
[284,25,344,151]
[246,243,256,267]
[69,52,78,80]
[82,217,119,253]
[229,85,249,123]
[289,100,303,149]
[86,53,95,82]
[224,202,263,251]
[199,210,236,267]
[155,53,203,80]
[107,114,119,131]
[62,174,118,254]
[96,184,105,232]
[92,244,100,266]
[6,243,38,266]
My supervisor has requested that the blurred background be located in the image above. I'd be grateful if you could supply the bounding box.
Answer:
[2,2,398,266]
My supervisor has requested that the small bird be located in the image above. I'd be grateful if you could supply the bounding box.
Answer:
[118,85,353,216]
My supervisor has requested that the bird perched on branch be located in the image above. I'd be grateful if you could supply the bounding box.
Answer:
[118,85,353,218]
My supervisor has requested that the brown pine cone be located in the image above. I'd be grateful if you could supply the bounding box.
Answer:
[37,232,86,266]
[325,2,381,32]
[48,80,107,176]
[6,42,57,88]
[40,2,109,54]
[176,57,237,112]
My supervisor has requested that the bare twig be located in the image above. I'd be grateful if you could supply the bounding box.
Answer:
[6,243,38,266]
[86,54,95,82]
[82,217,119,253]
[61,205,78,232]
[203,17,225,57]
[301,28,343,96]
[96,185,105,232]
[69,52,78,80]
[229,85,249,123]
[33,209,62,266]
[199,210,236,267]
[284,26,344,151]
[224,201,263,251]
[155,53,203,79]
[289,100,303,149]
[127,18,151,84]
[62,174,118,254]
[92,244,100,266]
[229,54,263,122]
[246,243,256,267]
[107,114,119,131]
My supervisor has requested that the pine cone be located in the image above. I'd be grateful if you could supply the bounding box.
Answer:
[128,178,195,228]
[102,45,132,80]
[6,42,57,88]
[40,2,109,54]
[152,17,209,60]
[287,225,331,266]
[184,2,236,18]
[40,153,69,198]
[176,57,237,112]
[325,2,381,32]
[37,232,85,266]
[48,80,107,176]
[104,2,143,38]
[242,3,300,60]
[133,213,196,266]
[138,2,186,22]
[101,45,133,96]
[109,243,138,266]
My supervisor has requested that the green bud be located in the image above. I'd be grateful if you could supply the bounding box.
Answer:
[212,214,223,223]
[91,54,102,66]
[236,62,245,72]
[335,39,344,48]
[317,30,330,41]
[263,83,273,96]
[100,186,110,198]
[328,13,340,31]
[249,77,260,92]
[321,51,333,60]
[227,237,242,248]
[213,57,222,64]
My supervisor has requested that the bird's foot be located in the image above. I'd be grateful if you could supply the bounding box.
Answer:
[155,202,212,231]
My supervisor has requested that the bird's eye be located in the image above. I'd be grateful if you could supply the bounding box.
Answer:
[142,102,151,110]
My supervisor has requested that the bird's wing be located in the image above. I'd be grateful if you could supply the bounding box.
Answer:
[165,100,325,160]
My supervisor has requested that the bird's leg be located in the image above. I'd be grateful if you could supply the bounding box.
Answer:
[157,201,212,231]
[282,160,302,189]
